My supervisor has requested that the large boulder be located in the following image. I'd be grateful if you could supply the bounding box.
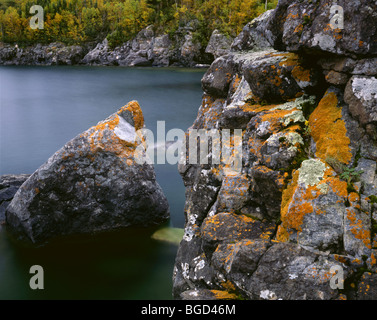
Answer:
[6,101,169,245]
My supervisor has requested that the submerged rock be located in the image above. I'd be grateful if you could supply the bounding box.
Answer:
[6,101,169,245]
[151,227,184,246]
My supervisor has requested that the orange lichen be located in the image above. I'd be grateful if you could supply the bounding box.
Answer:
[294,24,303,33]
[277,163,347,243]
[210,290,238,300]
[309,91,352,164]
[346,208,372,249]
[348,192,360,204]
[292,65,311,83]
[221,280,236,292]
[280,170,299,222]
[86,101,145,161]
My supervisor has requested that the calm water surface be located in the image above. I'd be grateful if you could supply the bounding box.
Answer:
[0,66,205,299]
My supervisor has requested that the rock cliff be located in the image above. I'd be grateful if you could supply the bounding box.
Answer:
[173,0,377,300]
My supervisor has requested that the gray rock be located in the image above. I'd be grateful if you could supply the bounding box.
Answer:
[270,0,377,56]
[201,55,237,98]
[344,76,377,139]
[174,7,377,300]
[242,51,317,103]
[356,273,377,300]
[6,101,169,245]
[0,174,30,224]
[245,242,347,300]
[231,10,275,52]
[277,159,347,252]
[205,30,233,59]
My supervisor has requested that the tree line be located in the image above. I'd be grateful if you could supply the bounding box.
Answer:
[0,0,278,47]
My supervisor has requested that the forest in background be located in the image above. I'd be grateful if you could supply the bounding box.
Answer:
[0,0,278,48]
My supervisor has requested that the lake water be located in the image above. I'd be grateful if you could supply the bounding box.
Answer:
[0,66,205,299]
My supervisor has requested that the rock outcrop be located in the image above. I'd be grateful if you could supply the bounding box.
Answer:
[6,101,169,245]
[173,0,377,300]
[0,23,215,67]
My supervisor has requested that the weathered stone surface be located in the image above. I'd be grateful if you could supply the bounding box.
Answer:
[175,6,377,301]
[231,10,275,52]
[202,49,317,102]
[6,101,169,245]
[201,213,275,257]
[205,30,233,60]
[242,52,317,103]
[318,57,377,77]
[244,242,347,300]
[344,76,377,139]
[269,0,377,56]
[0,174,30,224]
[356,272,377,300]
[277,159,348,251]
[201,55,237,98]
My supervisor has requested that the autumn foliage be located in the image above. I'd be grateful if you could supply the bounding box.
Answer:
[0,0,278,46]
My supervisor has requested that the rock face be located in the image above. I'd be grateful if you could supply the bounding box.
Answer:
[6,101,169,245]
[266,0,377,56]
[173,1,377,300]
[231,9,275,52]
[205,30,233,60]
[0,175,30,224]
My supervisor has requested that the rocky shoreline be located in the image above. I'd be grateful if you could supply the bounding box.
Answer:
[0,24,234,68]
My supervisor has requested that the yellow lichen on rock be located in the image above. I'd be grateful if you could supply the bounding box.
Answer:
[86,101,144,161]
[309,90,352,165]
